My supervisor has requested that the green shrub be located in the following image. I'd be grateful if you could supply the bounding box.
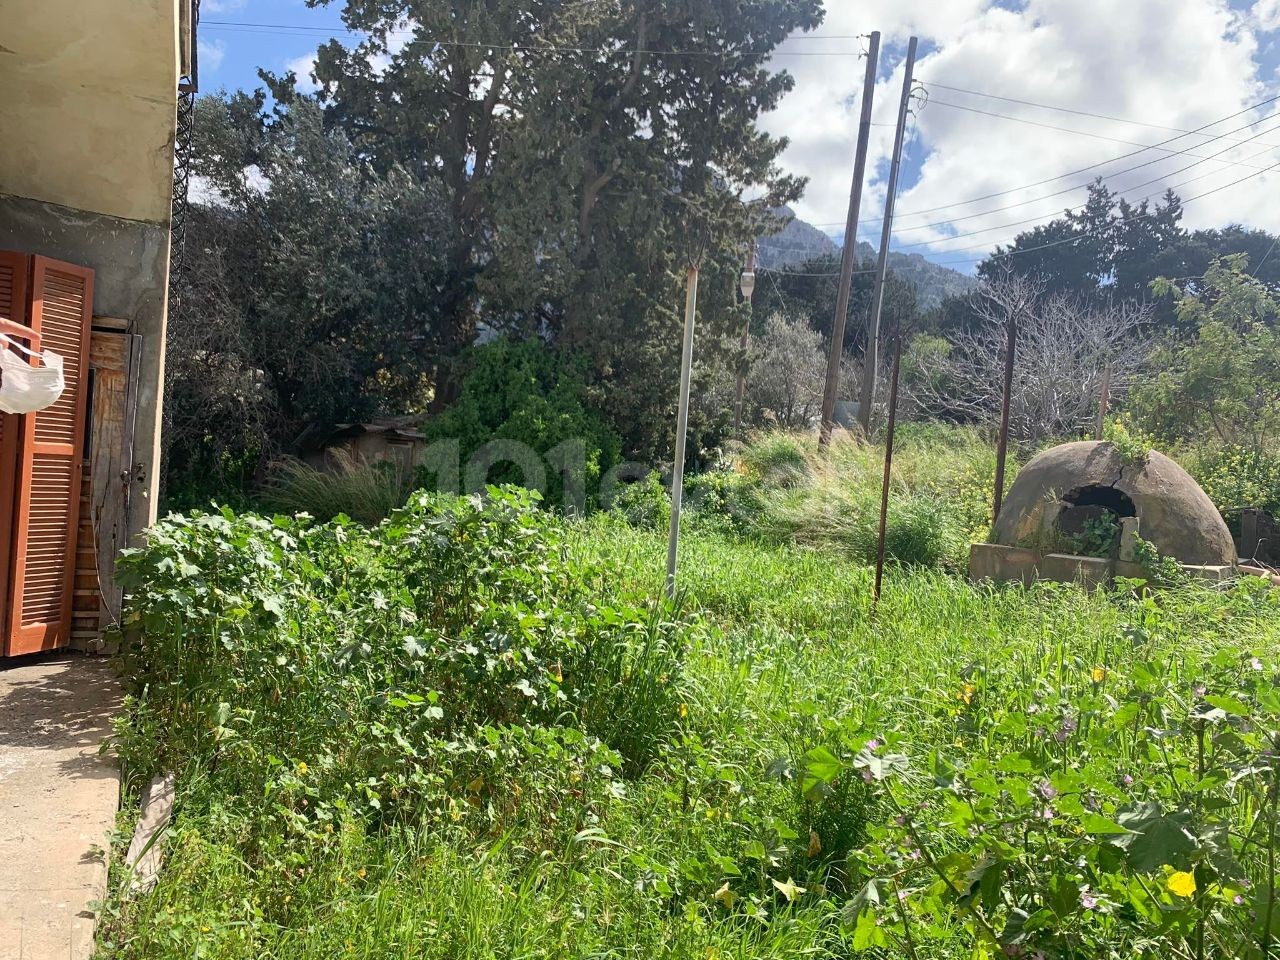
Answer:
[1189,444,1280,534]
[423,338,623,510]
[684,469,764,534]
[112,488,692,827]
[739,432,812,488]
[610,471,671,530]
[1103,416,1154,464]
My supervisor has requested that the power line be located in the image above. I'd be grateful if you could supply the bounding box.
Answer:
[925,156,1280,267]
[805,92,1280,227]
[887,112,1280,238]
[1254,235,1280,275]
[927,98,1280,173]
[920,81,1280,150]
[889,115,1280,251]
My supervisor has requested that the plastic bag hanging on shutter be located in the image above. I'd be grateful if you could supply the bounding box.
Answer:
[0,333,65,414]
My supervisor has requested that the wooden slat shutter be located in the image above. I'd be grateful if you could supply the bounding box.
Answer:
[4,256,93,656]
[0,251,32,643]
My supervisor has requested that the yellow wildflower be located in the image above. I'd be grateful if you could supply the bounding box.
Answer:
[296,761,308,776]
[1091,666,1107,684]
[356,868,367,879]
[678,703,689,718]
[959,684,976,705]
[1167,871,1197,898]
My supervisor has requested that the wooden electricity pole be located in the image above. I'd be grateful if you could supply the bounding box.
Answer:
[818,31,880,450]
[857,36,919,437]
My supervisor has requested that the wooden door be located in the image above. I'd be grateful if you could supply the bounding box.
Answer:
[4,256,94,656]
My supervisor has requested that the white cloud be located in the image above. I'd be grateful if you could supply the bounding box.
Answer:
[1257,0,1280,31]
[287,53,321,93]
[198,38,225,74]
[283,27,408,96]
[764,0,1280,268]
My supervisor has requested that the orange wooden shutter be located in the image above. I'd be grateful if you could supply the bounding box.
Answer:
[0,251,33,642]
[4,256,93,656]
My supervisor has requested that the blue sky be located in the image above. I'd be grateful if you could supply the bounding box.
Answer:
[198,1,1280,268]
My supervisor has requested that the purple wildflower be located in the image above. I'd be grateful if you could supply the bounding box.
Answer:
[1080,886,1098,910]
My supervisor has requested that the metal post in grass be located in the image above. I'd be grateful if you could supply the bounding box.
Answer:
[666,262,700,600]
[1094,361,1112,440]
[992,310,1017,527]
[873,335,903,605]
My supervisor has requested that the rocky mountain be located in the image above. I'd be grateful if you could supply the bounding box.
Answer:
[757,210,977,311]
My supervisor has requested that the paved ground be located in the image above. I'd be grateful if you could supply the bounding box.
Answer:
[0,655,121,960]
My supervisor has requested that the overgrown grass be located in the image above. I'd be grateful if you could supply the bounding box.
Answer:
[663,425,1005,572]
[99,491,1280,960]
[260,449,416,524]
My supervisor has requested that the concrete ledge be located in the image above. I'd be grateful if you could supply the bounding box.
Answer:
[1182,564,1234,584]
[1040,553,1115,590]
[1115,560,1148,581]
[969,543,1040,585]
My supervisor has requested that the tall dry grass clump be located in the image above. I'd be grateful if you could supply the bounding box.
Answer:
[261,449,416,524]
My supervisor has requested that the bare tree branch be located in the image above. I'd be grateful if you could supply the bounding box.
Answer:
[904,272,1153,442]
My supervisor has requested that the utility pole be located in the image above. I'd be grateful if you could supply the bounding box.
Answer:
[857,36,918,437]
[733,244,757,436]
[666,263,700,600]
[818,30,880,450]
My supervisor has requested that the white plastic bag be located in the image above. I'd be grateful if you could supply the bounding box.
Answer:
[0,334,65,415]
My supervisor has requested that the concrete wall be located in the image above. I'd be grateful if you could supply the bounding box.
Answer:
[0,0,183,534]
[0,193,170,534]
[0,0,181,224]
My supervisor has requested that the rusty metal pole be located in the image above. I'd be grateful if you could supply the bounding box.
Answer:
[992,311,1017,526]
[873,336,903,605]
[1094,361,1112,440]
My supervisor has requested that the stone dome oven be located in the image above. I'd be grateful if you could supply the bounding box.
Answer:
[993,441,1237,567]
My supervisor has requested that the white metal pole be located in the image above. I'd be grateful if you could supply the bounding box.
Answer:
[666,264,699,600]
